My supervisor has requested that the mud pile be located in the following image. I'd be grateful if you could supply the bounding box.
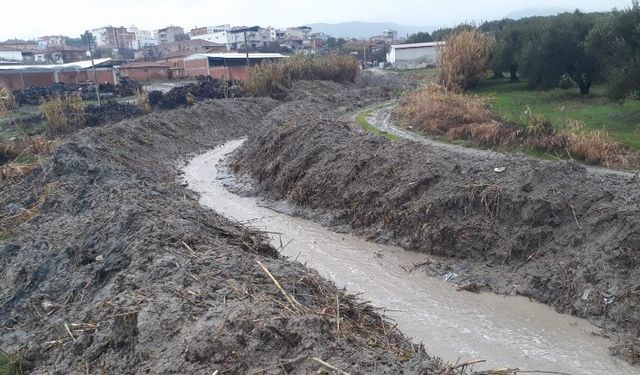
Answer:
[84,101,145,127]
[0,98,446,373]
[155,77,245,110]
[13,80,140,106]
[231,95,640,363]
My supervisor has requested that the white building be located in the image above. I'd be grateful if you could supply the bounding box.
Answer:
[227,26,276,50]
[286,26,312,40]
[386,41,445,70]
[0,49,24,62]
[89,27,111,47]
[128,26,158,50]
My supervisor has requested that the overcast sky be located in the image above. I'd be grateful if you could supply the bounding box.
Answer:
[1,0,631,40]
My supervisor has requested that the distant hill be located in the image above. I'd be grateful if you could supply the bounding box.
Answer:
[305,21,430,39]
[505,7,572,19]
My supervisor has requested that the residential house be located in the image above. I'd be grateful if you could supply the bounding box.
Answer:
[189,25,231,49]
[147,39,226,59]
[128,26,158,50]
[286,26,312,40]
[34,46,89,64]
[227,26,276,50]
[90,26,136,49]
[0,47,25,62]
[36,35,67,50]
[386,41,445,69]
[154,26,185,44]
[0,39,38,51]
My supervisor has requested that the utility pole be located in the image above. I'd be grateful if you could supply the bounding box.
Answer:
[244,30,250,70]
[85,31,101,106]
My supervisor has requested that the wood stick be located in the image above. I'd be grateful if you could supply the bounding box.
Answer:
[64,323,76,342]
[336,294,340,338]
[311,357,351,375]
[256,260,300,312]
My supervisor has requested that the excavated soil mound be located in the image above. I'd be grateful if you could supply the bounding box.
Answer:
[0,98,446,374]
[84,101,145,127]
[231,96,640,363]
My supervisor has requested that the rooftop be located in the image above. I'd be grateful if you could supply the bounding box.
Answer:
[391,41,446,50]
[184,53,286,61]
[0,58,112,71]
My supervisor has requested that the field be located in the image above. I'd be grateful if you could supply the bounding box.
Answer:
[474,79,640,149]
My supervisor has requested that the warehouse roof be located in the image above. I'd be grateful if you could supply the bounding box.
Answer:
[0,58,112,71]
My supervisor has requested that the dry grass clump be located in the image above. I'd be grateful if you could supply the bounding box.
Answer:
[244,54,360,97]
[0,86,17,114]
[395,84,496,136]
[39,94,85,136]
[135,88,151,113]
[394,84,640,169]
[437,30,496,91]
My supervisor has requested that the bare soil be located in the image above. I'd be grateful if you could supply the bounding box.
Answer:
[230,82,640,364]
[0,96,447,373]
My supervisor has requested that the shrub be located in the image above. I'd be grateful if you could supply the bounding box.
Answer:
[437,30,496,91]
[244,54,360,97]
[39,95,85,136]
[394,84,495,136]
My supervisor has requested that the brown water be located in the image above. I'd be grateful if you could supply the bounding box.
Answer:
[183,139,638,374]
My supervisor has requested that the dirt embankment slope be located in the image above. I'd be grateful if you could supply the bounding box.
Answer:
[0,97,446,374]
[231,89,640,363]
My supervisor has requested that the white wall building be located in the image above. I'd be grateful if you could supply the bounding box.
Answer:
[0,49,24,62]
[227,26,276,50]
[89,27,111,47]
[128,26,158,50]
[387,41,445,70]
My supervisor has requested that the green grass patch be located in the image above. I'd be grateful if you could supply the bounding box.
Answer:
[474,79,640,149]
[0,353,17,375]
[356,106,401,141]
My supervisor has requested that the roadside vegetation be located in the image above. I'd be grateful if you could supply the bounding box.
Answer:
[394,3,640,169]
[244,54,359,97]
[356,104,400,141]
[395,84,639,168]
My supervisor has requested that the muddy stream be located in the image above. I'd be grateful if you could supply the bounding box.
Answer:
[183,139,638,374]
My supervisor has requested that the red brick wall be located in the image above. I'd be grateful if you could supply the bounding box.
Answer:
[120,67,169,81]
[209,66,249,81]
[0,68,114,90]
[0,71,55,91]
[184,58,210,77]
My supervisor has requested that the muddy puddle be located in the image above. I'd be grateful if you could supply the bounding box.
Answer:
[183,139,638,374]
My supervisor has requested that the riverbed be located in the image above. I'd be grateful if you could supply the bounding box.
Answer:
[183,139,638,374]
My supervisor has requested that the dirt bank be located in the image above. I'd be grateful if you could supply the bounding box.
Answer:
[0,97,447,373]
[230,88,640,364]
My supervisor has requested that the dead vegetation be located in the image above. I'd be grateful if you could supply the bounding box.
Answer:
[0,136,55,170]
[394,84,640,169]
[0,86,17,114]
[39,94,85,136]
[244,54,360,97]
[437,30,496,91]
